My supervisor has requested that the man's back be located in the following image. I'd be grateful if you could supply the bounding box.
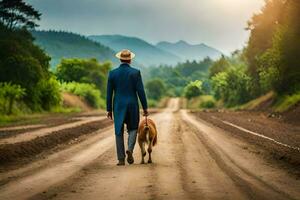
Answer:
[109,63,140,104]
[106,62,147,136]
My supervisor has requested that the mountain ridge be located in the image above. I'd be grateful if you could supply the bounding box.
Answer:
[156,40,222,61]
[88,35,181,66]
[32,30,117,68]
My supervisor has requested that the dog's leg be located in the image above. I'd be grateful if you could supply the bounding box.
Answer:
[147,141,153,163]
[139,139,146,164]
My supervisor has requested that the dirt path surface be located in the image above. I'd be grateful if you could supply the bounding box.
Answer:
[0,116,105,145]
[0,98,299,200]
[192,111,300,167]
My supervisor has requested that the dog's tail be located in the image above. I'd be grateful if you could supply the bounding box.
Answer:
[153,134,157,146]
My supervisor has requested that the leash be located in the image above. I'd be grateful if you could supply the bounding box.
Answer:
[145,115,148,126]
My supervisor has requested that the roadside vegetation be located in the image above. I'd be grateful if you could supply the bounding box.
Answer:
[142,0,300,112]
[0,0,299,124]
[0,0,111,123]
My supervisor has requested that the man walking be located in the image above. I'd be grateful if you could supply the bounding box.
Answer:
[106,49,148,166]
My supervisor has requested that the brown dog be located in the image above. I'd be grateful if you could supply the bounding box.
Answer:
[137,117,157,164]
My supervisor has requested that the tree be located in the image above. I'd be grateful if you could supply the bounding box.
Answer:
[145,79,166,100]
[245,0,286,96]
[0,0,41,29]
[56,58,112,95]
[209,55,230,78]
[256,0,300,94]
[0,25,51,110]
[271,0,300,94]
[184,80,203,100]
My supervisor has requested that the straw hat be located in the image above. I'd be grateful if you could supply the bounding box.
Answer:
[115,49,135,60]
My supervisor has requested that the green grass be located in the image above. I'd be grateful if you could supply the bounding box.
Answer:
[274,92,300,112]
[233,91,300,113]
[235,91,275,111]
[50,106,82,114]
[0,106,82,127]
[0,113,44,127]
[146,97,170,108]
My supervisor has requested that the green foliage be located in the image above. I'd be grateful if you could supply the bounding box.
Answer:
[142,58,213,97]
[209,55,230,78]
[207,0,299,108]
[184,80,203,100]
[56,58,111,95]
[200,99,216,109]
[35,77,62,111]
[186,95,216,109]
[211,72,228,100]
[211,67,251,106]
[60,82,104,108]
[0,22,52,111]
[0,82,26,114]
[0,0,41,29]
[145,79,166,100]
[274,91,300,112]
[245,0,299,96]
[245,0,285,96]
[147,99,158,108]
[264,0,300,94]
[258,48,281,93]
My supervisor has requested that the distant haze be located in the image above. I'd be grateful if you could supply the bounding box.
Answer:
[26,0,264,54]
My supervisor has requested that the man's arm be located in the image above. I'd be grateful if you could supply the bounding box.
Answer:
[106,72,113,119]
[136,71,148,115]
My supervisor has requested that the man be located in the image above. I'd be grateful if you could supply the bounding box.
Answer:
[106,49,148,166]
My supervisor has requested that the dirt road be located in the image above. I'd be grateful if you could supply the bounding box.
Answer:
[0,98,299,200]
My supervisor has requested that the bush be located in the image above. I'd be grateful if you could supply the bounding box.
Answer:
[145,79,166,100]
[211,67,251,106]
[184,80,203,100]
[147,99,158,108]
[211,72,228,100]
[200,100,216,108]
[56,58,111,94]
[60,82,104,108]
[0,82,26,114]
[274,91,300,112]
[187,95,216,109]
[35,77,62,111]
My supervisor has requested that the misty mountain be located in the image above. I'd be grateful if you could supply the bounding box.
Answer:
[88,35,181,66]
[156,40,222,61]
[32,30,117,68]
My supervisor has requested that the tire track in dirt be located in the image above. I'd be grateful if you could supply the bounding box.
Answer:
[0,119,112,168]
[1,99,299,200]
[0,128,114,200]
[0,116,106,145]
[181,110,300,200]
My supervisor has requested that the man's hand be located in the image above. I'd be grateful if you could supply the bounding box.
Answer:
[143,109,149,116]
[107,112,113,120]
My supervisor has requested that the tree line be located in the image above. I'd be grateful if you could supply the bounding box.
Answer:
[0,0,111,115]
[0,0,298,114]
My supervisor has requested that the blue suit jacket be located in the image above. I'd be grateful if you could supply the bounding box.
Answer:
[106,63,148,135]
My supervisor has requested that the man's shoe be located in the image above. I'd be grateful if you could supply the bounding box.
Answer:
[117,160,125,166]
[126,150,134,164]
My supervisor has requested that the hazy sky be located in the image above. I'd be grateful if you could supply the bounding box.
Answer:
[26,0,264,54]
